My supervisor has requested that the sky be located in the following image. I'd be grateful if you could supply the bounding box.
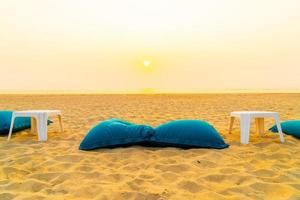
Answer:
[0,0,300,93]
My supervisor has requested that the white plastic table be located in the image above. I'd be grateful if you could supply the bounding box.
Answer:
[7,110,63,141]
[229,111,285,144]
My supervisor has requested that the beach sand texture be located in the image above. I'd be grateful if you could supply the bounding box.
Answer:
[0,94,299,200]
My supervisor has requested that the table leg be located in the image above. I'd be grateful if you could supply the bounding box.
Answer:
[240,115,251,144]
[229,116,235,134]
[7,114,15,141]
[31,117,37,133]
[255,118,265,135]
[274,114,285,143]
[36,113,48,141]
[58,114,64,132]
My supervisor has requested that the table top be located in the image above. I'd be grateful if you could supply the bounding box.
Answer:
[13,110,61,116]
[231,111,278,117]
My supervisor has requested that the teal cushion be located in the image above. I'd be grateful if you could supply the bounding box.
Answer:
[269,120,300,139]
[0,111,31,135]
[152,120,229,149]
[0,110,53,135]
[79,118,155,150]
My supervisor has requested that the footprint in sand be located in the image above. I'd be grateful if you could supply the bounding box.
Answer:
[219,167,240,174]
[135,192,163,200]
[288,194,300,200]
[0,193,16,200]
[54,155,83,163]
[194,160,217,168]
[119,191,163,200]
[74,165,93,172]
[249,169,276,178]
[177,180,201,193]
[250,182,296,199]
[73,185,103,199]
[5,179,49,193]
[161,172,178,182]
[127,181,141,191]
[44,188,68,195]
[29,172,61,182]
[2,167,30,180]
[204,174,229,183]
[155,164,191,173]
[219,185,255,199]
[289,184,300,190]
[204,174,253,186]
[14,194,46,200]
[13,156,31,165]
[50,173,71,185]
[139,174,154,180]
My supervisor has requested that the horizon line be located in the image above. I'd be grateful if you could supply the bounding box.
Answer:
[0,89,300,95]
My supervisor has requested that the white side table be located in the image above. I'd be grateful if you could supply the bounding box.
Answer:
[7,110,63,141]
[229,111,285,144]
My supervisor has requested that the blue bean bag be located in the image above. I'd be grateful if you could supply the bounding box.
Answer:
[0,111,32,135]
[269,120,300,139]
[0,110,53,135]
[152,120,229,149]
[79,118,155,150]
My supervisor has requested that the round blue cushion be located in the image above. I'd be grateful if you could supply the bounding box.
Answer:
[79,118,155,150]
[269,120,300,139]
[152,120,229,149]
[0,111,31,135]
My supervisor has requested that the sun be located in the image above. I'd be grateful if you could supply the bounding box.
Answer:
[143,60,151,67]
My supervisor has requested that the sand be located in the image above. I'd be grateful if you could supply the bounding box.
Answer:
[0,94,299,200]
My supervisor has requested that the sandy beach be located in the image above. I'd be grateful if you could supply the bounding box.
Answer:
[0,94,299,200]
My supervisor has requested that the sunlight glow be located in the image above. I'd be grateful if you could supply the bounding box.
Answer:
[143,60,151,67]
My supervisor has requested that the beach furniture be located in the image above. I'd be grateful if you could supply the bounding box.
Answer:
[229,111,285,144]
[7,110,63,141]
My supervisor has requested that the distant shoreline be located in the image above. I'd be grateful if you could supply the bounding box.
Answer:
[0,90,300,95]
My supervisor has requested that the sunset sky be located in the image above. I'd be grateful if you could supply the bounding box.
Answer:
[1,0,300,93]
